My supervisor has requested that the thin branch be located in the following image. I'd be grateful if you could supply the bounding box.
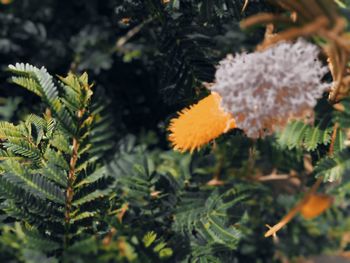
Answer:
[258,16,329,50]
[258,174,290,182]
[241,0,249,13]
[115,17,153,49]
[329,122,339,155]
[240,13,292,29]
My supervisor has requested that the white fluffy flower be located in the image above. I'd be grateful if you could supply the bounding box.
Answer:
[211,38,330,138]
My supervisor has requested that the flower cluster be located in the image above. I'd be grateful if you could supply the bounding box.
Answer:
[211,38,330,138]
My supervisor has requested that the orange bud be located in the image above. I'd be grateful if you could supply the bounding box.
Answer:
[168,92,236,153]
[300,194,333,220]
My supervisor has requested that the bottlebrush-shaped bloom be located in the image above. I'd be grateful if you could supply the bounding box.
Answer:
[211,38,330,138]
[168,92,236,153]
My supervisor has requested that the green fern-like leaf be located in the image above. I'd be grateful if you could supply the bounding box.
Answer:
[1,65,116,256]
[143,231,157,248]
[0,177,60,220]
[333,128,346,152]
[9,63,76,135]
[315,148,350,182]
[277,120,332,151]
[278,120,309,149]
[2,160,65,203]
[335,97,350,128]
[3,139,41,161]
[72,187,113,207]
[173,187,248,255]
[0,122,23,139]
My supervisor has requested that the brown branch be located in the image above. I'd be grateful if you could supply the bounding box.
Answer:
[258,174,290,182]
[115,17,153,49]
[320,30,350,53]
[274,0,315,21]
[258,16,329,50]
[64,138,79,223]
[241,0,249,13]
[64,109,84,247]
[240,13,292,29]
[329,122,339,155]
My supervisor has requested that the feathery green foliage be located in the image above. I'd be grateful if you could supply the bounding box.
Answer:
[0,64,115,259]
[277,120,333,151]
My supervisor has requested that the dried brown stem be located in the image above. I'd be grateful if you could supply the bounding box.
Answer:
[258,174,290,182]
[258,16,329,50]
[240,13,292,29]
[329,122,339,155]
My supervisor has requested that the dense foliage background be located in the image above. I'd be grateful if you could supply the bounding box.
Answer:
[0,0,350,262]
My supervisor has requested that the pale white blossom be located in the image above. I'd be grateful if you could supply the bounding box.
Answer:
[211,38,330,138]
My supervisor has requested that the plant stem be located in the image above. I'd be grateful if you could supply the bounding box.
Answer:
[329,122,339,155]
[64,109,84,247]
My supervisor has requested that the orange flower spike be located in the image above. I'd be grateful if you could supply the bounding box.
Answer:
[168,92,236,153]
[300,194,333,220]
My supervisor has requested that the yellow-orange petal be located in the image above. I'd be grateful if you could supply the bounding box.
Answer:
[168,92,236,153]
[300,194,333,220]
